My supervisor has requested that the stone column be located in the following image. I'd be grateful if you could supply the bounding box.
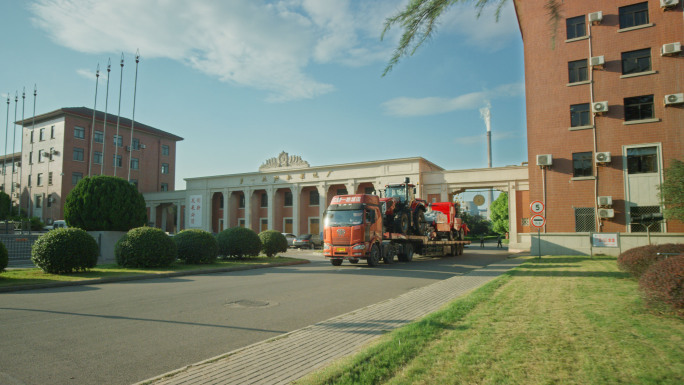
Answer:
[161,205,168,232]
[345,180,356,195]
[244,188,252,231]
[290,184,301,235]
[176,200,182,233]
[222,188,230,232]
[148,203,158,227]
[266,186,275,231]
[316,184,327,232]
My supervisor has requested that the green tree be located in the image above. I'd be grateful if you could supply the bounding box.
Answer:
[64,175,147,231]
[381,0,562,75]
[0,191,10,220]
[490,192,509,234]
[461,212,491,236]
[658,159,684,222]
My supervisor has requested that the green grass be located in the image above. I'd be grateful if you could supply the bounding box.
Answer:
[0,256,303,288]
[296,256,684,385]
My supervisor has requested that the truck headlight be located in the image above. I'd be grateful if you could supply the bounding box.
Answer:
[352,244,366,250]
[324,243,331,250]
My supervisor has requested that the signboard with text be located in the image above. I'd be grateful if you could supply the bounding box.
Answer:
[530,214,545,228]
[592,233,619,248]
[188,195,203,228]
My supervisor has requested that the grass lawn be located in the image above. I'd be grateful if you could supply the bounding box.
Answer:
[0,256,303,288]
[297,255,684,385]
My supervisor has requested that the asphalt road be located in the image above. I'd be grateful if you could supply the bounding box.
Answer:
[0,246,511,385]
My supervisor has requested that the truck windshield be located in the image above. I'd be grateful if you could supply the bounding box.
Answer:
[385,186,406,202]
[324,210,364,227]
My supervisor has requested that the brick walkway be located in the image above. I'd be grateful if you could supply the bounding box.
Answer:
[137,257,525,385]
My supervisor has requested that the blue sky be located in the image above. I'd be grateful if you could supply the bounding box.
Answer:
[0,0,527,195]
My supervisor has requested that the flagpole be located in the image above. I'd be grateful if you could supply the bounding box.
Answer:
[101,58,111,175]
[114,53,124,177]
[11,92,18,215]
[28,85,36,218]
[88,64,100,177]
[127,49,140,183]
[19,88,25,218]
[3,95,9,202]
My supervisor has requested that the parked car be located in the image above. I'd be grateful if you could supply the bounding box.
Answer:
[282,233,297,248]
[43,220,68,231]
[293,233,322,249]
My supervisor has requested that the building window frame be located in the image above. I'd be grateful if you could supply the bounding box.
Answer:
[621,48,651,75]
[73,147,85,162]
[72,172,83,186]
[161,183,169,192]
[50,125,55,139]
[94,151,103,165]
[284,191,293,207]
[113,154,122,168]
[619,2,649,30]
[572,152,593,178]
[114,135,123,147]
[161,163,169,174]
[626,146,658,175]
[261,192,268,208]
[566,15,586,40]
[574,207,596,232]
[37,173,43,187]
[309,190,320,206]
[94,130,104,144]
[239,194,245,208]
[624,95,654,122]
[130,157,139,170]
[39,127,45,141]
[568,59,588,84]
[74,126,85,140]
[570,103,591,128]
[161,145,169,156]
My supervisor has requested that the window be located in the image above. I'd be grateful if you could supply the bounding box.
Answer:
[161,163,169,174]
[364,187,376,195]
[566,15,586,39]
[37,173,43,186]
[113,154,122,168]
[114,135,123,147]
[336,188,348,196]
[239,194,245,208]
[74,126,85,139]
[624,95,653,121]
[572,152,593,177]
[284,191,293,207]
[260,218,268,232]
[261,193,268,208]
[38,149,45,163]
[627,146,658,174]
[50,125,55,139]
[28,151,32,164]
[39,128,45,141]
[574,208,595,232]
[131,158,139,170]
[48,147,54,161]
[47,194,52,208]
[48,172,53,185]
[161,183,169,192]
[28,175,31,187]
[94,151,103,165]
[238,218,245,227]
[622,48,651,75]
[72,172,83,185]
[30,130,34,143]
[94,130,104,143]
[162,145,169,156]
[630,205,662,232]
[310,190,320,206]
[73,148,84,161]
[619,2,648,29]
[568,59,588,83]
[570,103,591,127]
[35,195,42,209]
[132,138,140,150]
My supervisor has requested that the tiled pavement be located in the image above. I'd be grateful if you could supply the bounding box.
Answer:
[137,257,526,385]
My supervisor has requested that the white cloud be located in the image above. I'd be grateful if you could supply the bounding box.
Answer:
[29,0,402,102]
[438,1,520,51]
[381,82,524,117]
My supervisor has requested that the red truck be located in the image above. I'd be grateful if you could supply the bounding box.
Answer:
[424,201,469,241]
[323,194,470,267]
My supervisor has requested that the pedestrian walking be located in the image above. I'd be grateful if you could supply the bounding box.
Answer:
[480,235,485,248]
[497,234,503,248]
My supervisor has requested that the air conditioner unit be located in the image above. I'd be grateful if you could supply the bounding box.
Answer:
[12,192,19,198]
[661,42,681,56]
[588,11,603,24]
[660,0,679,9]
[595,152,612,163]
[664,93,684,106]
[592,101,609,114]
[536,154,552,166]
[598,208,615,219]
[140,144,146,149]
[597,196,613,207]
[590,55,605,67]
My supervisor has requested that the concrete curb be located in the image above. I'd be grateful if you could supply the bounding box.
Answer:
[0,259,310,293]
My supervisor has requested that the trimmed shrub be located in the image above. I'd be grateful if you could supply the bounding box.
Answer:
[217,227,262,259]
[617,243,684,278]
[639,255,684,313]
[115,227,177,268]
[259,230,288,257]
[0,241,7,272]
[31,228,99,274]
[174,229,218,264]
[64,175,147,231]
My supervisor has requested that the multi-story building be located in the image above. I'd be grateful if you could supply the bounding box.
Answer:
[16,107,183,225]
[515,0,683,238]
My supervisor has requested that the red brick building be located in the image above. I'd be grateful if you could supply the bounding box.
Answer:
[515,0,683,235]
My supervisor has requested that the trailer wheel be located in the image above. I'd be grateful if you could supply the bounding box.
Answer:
[404,243,414,262]
[448,230,454,241]
[349,258,359,264]
[458,243,464,255]
[331,259,343,266]
[383,245,395,264]
[367,245,380,267]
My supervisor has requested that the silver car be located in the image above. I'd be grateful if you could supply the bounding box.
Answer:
[282,233,297,248]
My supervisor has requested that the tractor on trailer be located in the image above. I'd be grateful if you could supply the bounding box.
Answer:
[323,193,470,267]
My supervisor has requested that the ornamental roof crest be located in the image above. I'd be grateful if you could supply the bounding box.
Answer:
[259,151,310,171]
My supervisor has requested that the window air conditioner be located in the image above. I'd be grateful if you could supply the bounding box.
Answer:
[597,196,613,207]
[588,11,603,24]
[661,42,681,56]
[125,146,131,151]
[140,144,147,149]
[598,208,614,219]
[660,0,679,9]
[592,101,609,114]
[536,154,552,167]
[664,93,684,106]
[595,152,611,163]
[590,55,605,67]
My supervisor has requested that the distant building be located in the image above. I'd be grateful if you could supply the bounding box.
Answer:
[15,107,183,224]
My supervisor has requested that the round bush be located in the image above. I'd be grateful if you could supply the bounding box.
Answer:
[65,175,147,231]
[618,243,684,278]
[115,227,177,268]
[0,241,8,272]
[31,228,99,274]
[217,227,262,259]
[174,229,218,264]
[639,255,684,313]
[259,230,288,257]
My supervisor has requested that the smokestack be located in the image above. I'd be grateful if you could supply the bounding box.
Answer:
[480,101,494,219]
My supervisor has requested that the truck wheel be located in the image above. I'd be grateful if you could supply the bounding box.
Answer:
[394,212,409,234]
[383,245,395,264]
[331,259,343,266]
[458,243,464,255]
[414,209,427,235]
[367,245,380,267]
[349,258,359,264]
[400,244,414,262]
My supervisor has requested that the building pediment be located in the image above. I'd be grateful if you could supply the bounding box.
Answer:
[259,151,310,171]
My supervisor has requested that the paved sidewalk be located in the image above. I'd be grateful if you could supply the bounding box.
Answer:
[137,256,526,385]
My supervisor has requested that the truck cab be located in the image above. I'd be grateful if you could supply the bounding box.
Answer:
[323,194,383,265]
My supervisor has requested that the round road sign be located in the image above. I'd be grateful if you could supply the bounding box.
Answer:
[530,214,546,228]
[530,200,545,214]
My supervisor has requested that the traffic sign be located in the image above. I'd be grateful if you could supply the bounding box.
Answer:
[531,214,545,228]
[530,200,545,214]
